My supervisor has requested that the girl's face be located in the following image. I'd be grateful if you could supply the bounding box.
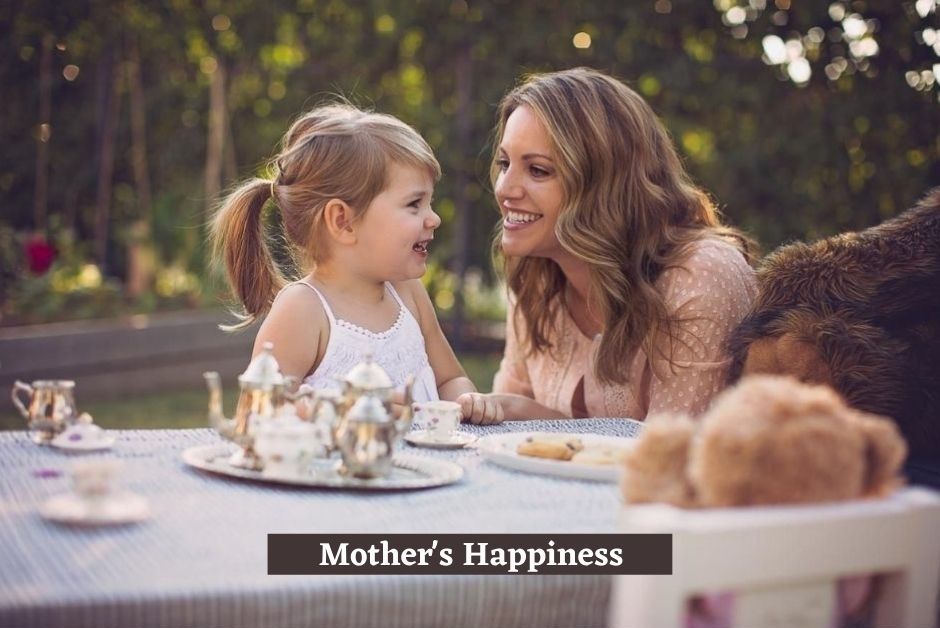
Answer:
[494,105,566,260]
[352,162,440,281]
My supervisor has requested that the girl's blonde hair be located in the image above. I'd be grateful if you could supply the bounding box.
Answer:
[211,104,440,330]
[491,67,755,383]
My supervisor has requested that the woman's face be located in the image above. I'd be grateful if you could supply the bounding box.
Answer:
[494,105,566,260]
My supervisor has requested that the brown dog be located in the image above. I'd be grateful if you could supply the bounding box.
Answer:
[727,188,940,455]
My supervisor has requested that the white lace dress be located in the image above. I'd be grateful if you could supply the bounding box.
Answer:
[290,281,439,403]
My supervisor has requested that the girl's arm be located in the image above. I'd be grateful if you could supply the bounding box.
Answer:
[400,280,504,424]
[250,284,329,384]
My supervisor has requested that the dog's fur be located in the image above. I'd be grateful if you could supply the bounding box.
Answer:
[727,188,940,456]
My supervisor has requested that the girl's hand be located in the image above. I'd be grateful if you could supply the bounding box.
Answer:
[456,393,505,425]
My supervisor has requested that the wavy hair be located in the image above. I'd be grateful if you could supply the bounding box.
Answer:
[491,68,755,383]
[210,104,440,330]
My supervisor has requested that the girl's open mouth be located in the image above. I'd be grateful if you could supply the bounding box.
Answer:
[413,240,432,255]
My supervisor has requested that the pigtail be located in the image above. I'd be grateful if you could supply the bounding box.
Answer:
[210,177,287,331]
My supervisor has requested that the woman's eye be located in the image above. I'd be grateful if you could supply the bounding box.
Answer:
[496,158,509,171]
[530,166,549,177]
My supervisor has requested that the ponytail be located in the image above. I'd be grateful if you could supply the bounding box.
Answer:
[210,178,287,331]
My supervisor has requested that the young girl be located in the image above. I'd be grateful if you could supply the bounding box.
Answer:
[211,104,502,424]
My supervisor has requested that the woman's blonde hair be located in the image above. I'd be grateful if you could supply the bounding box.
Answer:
[491,67,755,383]
[211,104,440,330]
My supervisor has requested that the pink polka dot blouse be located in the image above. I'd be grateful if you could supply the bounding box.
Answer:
[493,238,757,419]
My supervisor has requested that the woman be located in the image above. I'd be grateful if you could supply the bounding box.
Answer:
[472,67,757,422]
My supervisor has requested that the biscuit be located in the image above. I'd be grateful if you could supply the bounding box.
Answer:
[570,445,629,466]
[516,435,584,461]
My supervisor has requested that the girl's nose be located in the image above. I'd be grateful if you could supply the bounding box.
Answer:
[425,207,442,230]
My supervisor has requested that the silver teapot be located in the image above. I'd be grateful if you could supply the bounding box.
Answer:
[319,355,414,479]
[11,379,92,444]
[204,342,304,470]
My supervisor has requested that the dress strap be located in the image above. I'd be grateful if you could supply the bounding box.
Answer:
[291,280,337,325]
[384,282,407,309]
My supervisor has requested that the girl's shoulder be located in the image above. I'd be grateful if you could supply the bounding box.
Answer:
[388,279,429,324]
[253,281,331,378]
[267,281,331,327]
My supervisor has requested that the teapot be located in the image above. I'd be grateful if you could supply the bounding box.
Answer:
[203,342,306,470]
[253,407,332,479]
[317,355,415,479]
[11,379,92,444]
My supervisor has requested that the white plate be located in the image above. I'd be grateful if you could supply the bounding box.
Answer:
[50,433,116,452]
[404,430,477,450]
[39,492,150,526]
[182,443,464,490]
[477,432,636,482]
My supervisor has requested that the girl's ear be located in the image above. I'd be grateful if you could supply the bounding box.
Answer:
[322,199,357,244]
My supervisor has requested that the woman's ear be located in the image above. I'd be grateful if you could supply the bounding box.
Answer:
[322,199,357,244]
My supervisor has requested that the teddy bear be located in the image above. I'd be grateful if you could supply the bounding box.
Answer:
[621,375,907,509]
[621,375,909,627]
[725,188,940,457]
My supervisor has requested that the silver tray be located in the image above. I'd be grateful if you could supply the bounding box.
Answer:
[182,443,464,490]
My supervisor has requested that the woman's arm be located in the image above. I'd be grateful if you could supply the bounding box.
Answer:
[491,298,535,397]
[482,297,571,420]
[487,393,567,420]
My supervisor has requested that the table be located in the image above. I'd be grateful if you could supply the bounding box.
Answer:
[0,419,642,628]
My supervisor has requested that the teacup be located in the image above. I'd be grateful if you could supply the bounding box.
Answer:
[11,380,80,444]
[412,400,462,442]
[72,459,122,500]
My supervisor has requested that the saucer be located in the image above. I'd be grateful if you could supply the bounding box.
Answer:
[51,426,115,452]
[404,430,477,450]
[39,492,150,526]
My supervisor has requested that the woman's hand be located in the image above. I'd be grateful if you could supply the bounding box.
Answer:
[456,393,505,425]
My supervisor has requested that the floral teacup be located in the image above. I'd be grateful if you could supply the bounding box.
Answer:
[412,400,462,442]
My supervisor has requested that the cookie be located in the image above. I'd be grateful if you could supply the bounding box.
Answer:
[570,445,629,466]
[516,435,584,461]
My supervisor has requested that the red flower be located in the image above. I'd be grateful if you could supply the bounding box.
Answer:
[24,235,57,275]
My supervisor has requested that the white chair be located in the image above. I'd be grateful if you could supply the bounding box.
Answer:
[609,487,940,628]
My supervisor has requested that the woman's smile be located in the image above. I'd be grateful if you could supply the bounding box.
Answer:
[504,209,544,229]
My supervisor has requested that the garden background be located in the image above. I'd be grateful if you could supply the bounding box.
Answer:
[1,0,939,428]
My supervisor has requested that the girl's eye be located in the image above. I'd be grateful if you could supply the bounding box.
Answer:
[530,165,550,177]
[495,158,509,171]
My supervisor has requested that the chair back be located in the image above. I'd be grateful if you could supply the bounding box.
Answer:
[609,488,940,628]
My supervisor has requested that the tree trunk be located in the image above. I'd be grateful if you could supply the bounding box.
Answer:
[205,61,226,216]
[33,34,54,232]
[223,67,239,185]
[451,42,473,352]
[125,33,154,298]
[94,46,123,272]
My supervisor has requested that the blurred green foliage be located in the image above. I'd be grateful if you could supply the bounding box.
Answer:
[1,0,938,325]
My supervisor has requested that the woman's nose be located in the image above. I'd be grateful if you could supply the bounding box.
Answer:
[495,170,523,201]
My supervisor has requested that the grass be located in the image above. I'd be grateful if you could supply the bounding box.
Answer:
[2,352,502,431]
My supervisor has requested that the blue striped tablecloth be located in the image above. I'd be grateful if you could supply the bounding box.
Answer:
[0,419,642,628]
